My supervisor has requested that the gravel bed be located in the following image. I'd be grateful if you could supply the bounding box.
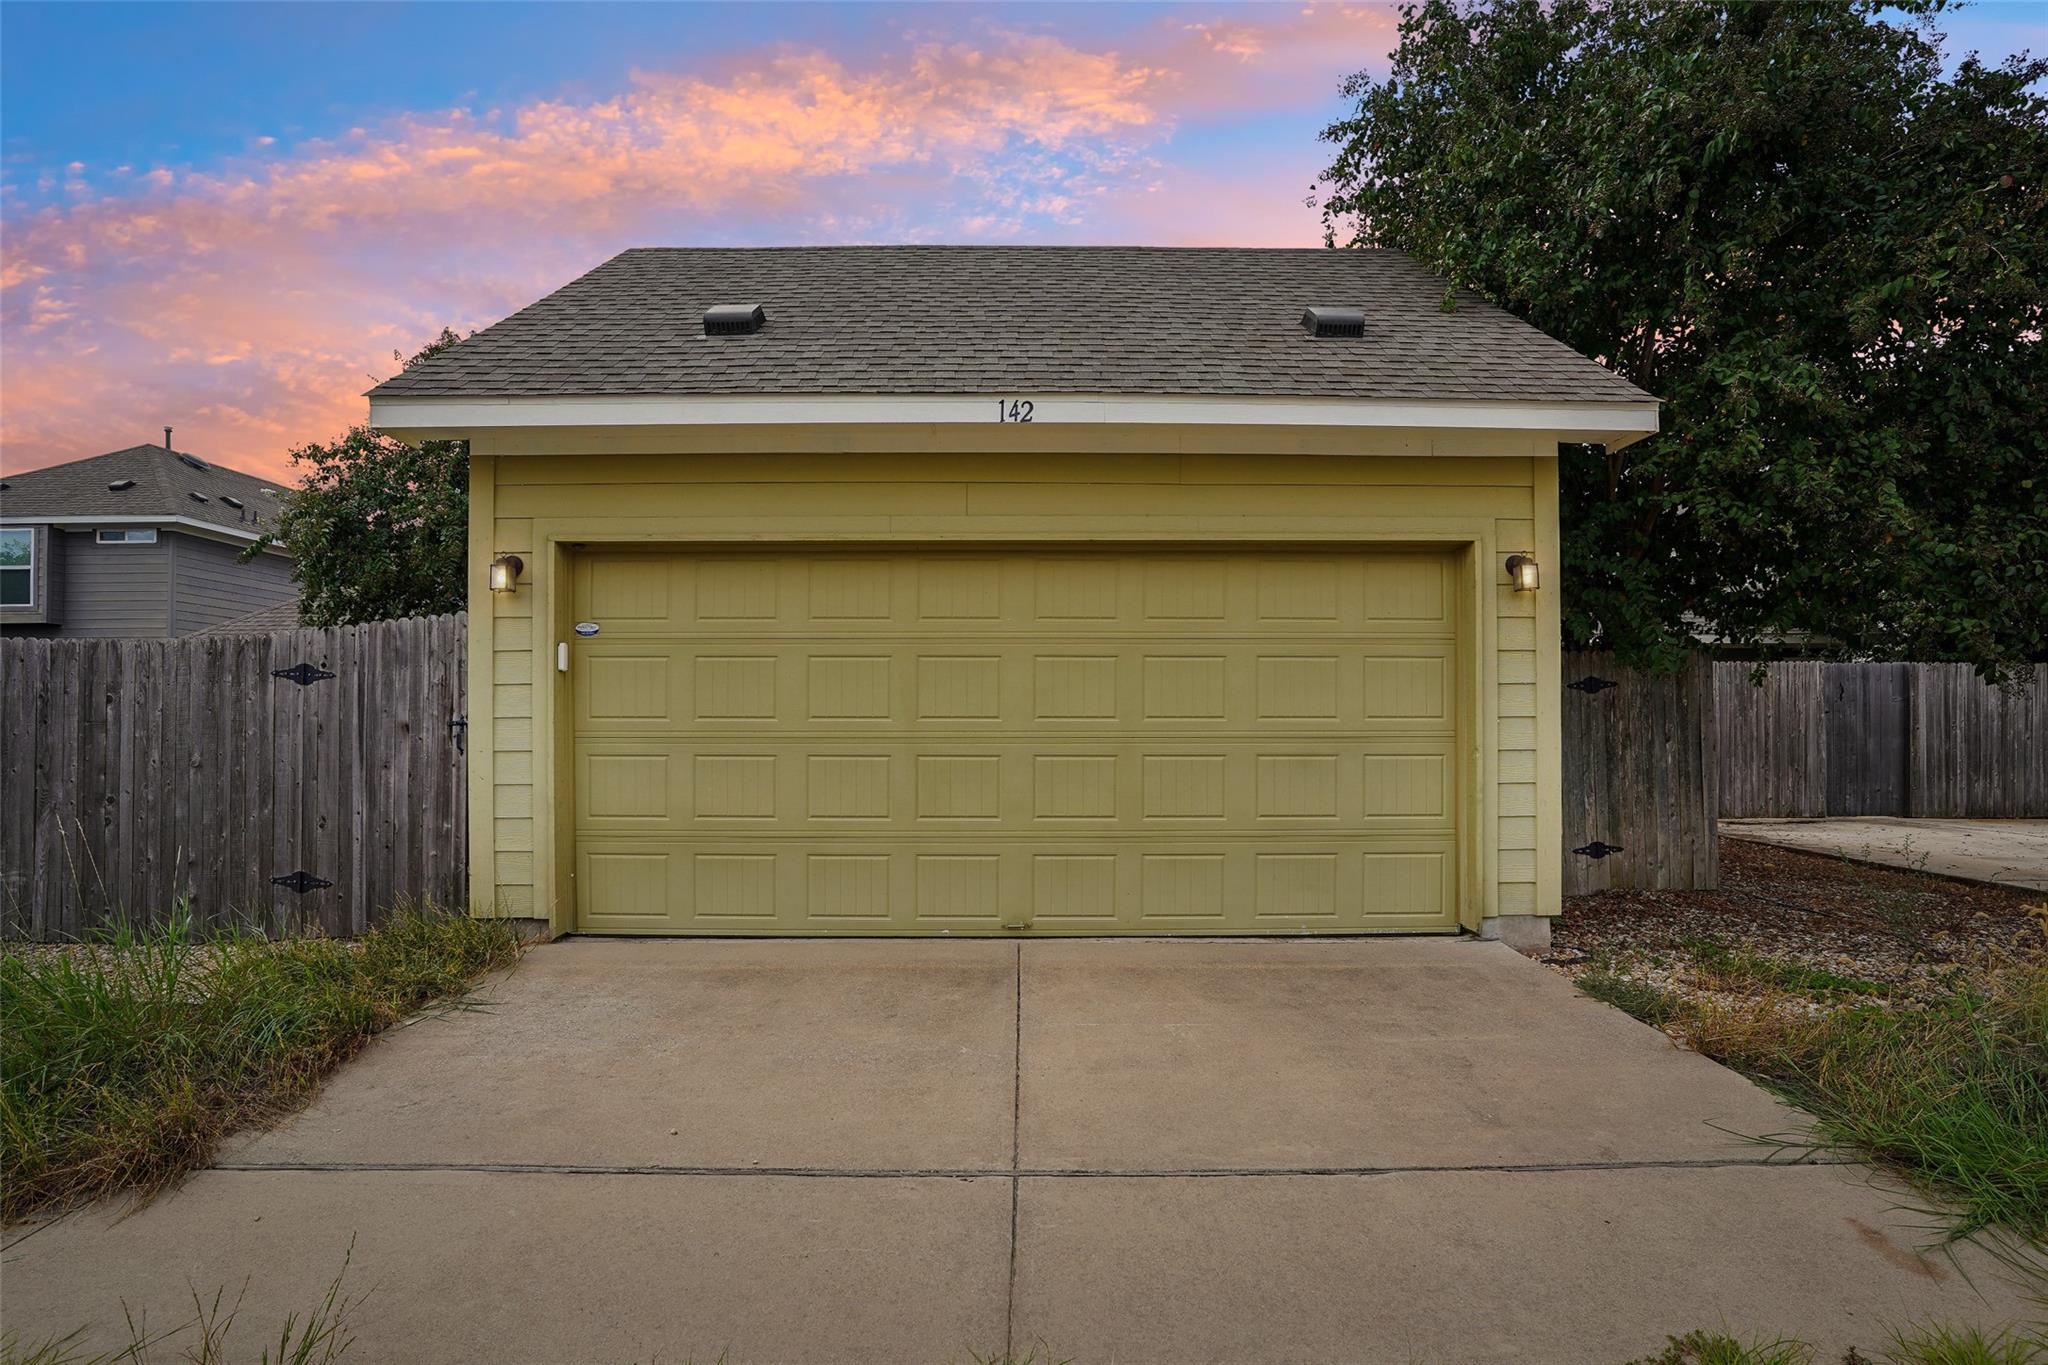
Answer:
[1544,835,2045,1010]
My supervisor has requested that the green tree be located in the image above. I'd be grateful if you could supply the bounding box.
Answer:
[1320,0,2047,680]
[247,329,470,625]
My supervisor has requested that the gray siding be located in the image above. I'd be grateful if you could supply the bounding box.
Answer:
[0,527,297,639]
[48,530,170,638]
[167,533,295,636]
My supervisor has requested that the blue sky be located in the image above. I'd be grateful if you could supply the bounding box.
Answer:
[2,1,2041,478]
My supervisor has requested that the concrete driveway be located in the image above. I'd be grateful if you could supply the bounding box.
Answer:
[1724,816,2048,893]
[4,939,2039,1364]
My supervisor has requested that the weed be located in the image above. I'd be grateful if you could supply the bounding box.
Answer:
[1580,971,1684,1027]
[1881,1321,2048,1364]
[1679,936,1888,999]
[1579,963,2048,1252]
[0,1239,360,1364]
[1624,1329,1815,1364]
[1,904,522,1220]
[1622,1323,2048,1365]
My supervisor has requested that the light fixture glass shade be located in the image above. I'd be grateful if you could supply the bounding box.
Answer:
[1506,554,1539,592]
[488,554,523,593]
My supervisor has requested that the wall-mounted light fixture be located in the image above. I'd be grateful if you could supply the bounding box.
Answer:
[1505,554,1540,592]
[488,554,524,593]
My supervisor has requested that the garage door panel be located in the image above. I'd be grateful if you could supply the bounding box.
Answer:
[572,549,1462,934]
[574,639,1457,736]
[575,552,1459,639]
[574,837,1459,933]
[574,740,1457,838]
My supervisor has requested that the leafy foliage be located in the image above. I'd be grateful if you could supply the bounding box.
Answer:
[1320,1,2048,679]
[248,329,469,626]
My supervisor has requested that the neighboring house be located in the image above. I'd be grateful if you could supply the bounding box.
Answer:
[0,441,297,639]
[369,246,1659,948]
[198,600,304,635]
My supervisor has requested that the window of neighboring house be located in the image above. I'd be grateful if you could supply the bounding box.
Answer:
[96,528,159,544]
[0,527,33,607]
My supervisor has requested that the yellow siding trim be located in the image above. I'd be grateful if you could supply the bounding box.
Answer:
[1498,683,1537,718]
[465,455,496,914]
[495,452,1543,489]
[1533,456,1565,918]
[967,483,1532,519]
[1498,882,1539,914]
[472,424,1551,461]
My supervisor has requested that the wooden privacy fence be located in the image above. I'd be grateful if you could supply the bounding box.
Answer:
[1,614,466,939]
[1716,661,2048,818]
[6,620,2032,932]
[1560,651,1719,896]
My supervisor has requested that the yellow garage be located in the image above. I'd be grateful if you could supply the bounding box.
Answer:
[367,246,1658,948]
[570,547,1460,934]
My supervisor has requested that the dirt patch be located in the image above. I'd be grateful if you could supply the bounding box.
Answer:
[1545,837,2046,1012]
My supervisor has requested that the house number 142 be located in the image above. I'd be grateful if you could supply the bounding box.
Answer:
[996,399,1034,423]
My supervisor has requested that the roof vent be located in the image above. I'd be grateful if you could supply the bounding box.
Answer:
[1301,306,1365,339]
[221,495,245,510]
[176,453,209,472]
[108,479,137,491]
[189,491,210,503]
[704,303,766,337]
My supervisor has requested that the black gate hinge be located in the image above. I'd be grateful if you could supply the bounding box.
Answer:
[1566,676,1619,694]
[272,662,335,686]
[271,870,333,894]
[1572,841,1625,860]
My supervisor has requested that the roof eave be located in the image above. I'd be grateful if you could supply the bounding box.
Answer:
[369,392,1660,448]
[0,515,284,551]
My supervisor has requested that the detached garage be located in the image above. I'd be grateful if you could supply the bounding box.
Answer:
[368,246,1657,948]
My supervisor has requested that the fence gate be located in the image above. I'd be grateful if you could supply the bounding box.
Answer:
[1822,662,1912,816]
[1560,651,1720,896]
[1,613,468,940]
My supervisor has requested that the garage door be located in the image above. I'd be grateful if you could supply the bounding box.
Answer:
[571,549,1461,934]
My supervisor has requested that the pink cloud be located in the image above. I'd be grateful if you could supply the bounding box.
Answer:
[0,5,1397,482]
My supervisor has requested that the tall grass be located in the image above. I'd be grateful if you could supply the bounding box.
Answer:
[0,903,522,1221]
[1623,1324,2047,1365]
[1581,961,2048,1254]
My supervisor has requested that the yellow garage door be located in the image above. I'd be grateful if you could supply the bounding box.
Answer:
[571,549,1461,934]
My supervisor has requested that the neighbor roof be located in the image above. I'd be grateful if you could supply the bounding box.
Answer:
[368,247,1652,406]
[200,599,304,634]
[0,444,289,541]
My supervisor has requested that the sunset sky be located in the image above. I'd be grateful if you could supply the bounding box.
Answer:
[4,1,2043,483]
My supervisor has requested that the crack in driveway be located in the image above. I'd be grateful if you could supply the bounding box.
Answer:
[207,1155,1855,1178]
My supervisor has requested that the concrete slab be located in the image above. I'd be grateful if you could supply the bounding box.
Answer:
[3,1170,1010,1365]
[1011,1168,2045,1364]
[1723,817,2048,893]
[1017,938,1801,1169]
[230,938,1018,1171]
[11,937,2042,1361]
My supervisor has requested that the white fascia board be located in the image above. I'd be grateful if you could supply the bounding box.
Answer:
[1,516,281,551]
[369,392,1661,443]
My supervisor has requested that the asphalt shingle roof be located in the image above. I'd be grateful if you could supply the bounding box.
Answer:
[199,599,304,634]
[369,247,1652,406]
[0,445,289,539]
